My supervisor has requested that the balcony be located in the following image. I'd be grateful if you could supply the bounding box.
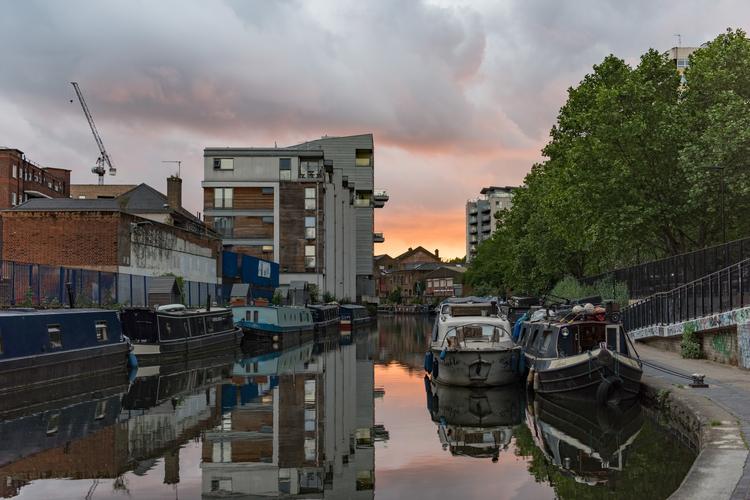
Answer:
[373,189,389,208]
[468,206,478,215]
[470,227,477,234]
[482,215,491,223]
[373,232,385,243]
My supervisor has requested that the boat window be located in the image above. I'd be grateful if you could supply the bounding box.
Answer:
[158,317,190,341]
[206,316,216,333]
[95,321,108,342]
[519,326,528,344]
[95,400,107,420]
[606,325,620,351]
[46,412,60,435]
[189,316,204,337]
[541,330,555,355]
[254,311,259,323]
[47,324,62,349]
[527,327,540,352]
[577,324,605,352]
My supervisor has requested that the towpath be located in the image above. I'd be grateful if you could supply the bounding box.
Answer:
[637,342,750,499]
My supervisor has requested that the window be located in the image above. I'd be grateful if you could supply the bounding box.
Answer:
[212,441,232,463]
[305,216,316,239]
[304,379,316,404]
[676,58,689,68]
[46,412,60,435]
[261,245,273,253]
[47,324,62,349]
[213,158,234,170]
[304,408,316,431]
[211,478,233,493]
[95,321,108,342]
[214,188,233,208]
[94,400,107,419]
[304,187,316,210]
[11,165,17,178]
[261,216,273,224]
[305,245,316,268]
[213,216,234,237]
[279,158,291,180]
[355,149,373,167]
[354,191,373,207]
[305,437,316,461]
[261,187,274,195]
[10,192,16,206]
[299,158,320,178]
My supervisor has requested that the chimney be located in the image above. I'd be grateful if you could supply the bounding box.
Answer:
[167,176,182,211]
[435,249,440,259]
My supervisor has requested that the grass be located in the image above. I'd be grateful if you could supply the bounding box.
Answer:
[710,420,722,427]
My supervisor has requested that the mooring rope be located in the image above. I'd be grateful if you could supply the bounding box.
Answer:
[640,359,696,381]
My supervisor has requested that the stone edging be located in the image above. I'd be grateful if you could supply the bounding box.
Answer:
[641,376,748,499]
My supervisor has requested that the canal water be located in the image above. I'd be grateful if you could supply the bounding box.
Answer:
[1,316,695,499]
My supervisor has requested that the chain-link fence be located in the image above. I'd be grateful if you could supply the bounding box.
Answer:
[0,261,221,308]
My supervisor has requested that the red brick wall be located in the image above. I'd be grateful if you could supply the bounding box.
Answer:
[2,211,120,270]
[0,149,70,209]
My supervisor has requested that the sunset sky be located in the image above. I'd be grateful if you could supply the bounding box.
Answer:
[2,1,750,259]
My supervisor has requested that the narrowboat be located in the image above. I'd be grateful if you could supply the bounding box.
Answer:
[525,395,643,486]
[499,296,540,325]
[0,308,132,395]
[339,304,371,331]
[233,305,314,349]
[425,378,522,461]
[426,298,519,387]
[121,305,241,365]
[307,304,340,329]
[519,302,643,405]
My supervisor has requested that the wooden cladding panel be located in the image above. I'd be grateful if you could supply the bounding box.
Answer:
[279,183,324,273]
[234,216,273,238]
[203,187,274,210]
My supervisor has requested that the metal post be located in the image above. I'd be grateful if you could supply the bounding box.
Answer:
[97,271,102,306]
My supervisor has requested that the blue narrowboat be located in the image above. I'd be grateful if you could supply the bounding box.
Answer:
[0,308,132,395]
[121,305,241,365]
[339,304,372,331]
[233,305,314,349]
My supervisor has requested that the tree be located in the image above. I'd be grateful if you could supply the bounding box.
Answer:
[387,286,403,304]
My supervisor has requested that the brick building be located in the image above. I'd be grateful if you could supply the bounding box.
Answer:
[375,246,467,302]
[0,148,70,208]
[1,179,222,283]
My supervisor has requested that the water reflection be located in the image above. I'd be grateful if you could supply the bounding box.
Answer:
[0,316,695,499]
[425,379,523,462]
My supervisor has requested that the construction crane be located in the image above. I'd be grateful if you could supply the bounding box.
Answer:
[70,82,116,184]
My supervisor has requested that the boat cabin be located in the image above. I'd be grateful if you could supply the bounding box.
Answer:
[339,304,370,323]
[519,319,631,359]
[232,305,313,330]
[121,307,235,344]
[0,309,124,360]
[307,304,340,326]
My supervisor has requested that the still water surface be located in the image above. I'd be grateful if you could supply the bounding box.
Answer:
[1,316,694,499]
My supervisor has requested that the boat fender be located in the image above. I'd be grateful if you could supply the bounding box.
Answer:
[533,371,540,392]
[432,358,440,379]
[424,351,434,372]
[596,375,624,406]
[439,348,447,361]
[526,367,535,391]
[127,352,139,370]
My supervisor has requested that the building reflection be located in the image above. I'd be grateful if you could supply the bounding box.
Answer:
[201,334,377,498]
[375,316,432,370]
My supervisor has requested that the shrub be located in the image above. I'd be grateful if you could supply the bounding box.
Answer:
[680,325,702,359]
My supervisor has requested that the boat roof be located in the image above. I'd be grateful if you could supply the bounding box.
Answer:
[440,296,499,305]
[340,304,366,310]
[0,308,116,316]
[308,304,338,310]
[439,315,509,327]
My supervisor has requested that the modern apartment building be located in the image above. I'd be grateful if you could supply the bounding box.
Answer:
[202,134,387,301]
[667,46,699,74]
[466,186,515,263]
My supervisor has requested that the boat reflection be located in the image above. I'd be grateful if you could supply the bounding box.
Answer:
[201,335,377,498]
[525,396,644,486]
[425,379,523,461]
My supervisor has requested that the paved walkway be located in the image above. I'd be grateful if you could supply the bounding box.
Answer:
[636,343,750,499]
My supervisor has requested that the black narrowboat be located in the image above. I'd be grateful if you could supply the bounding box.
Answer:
[0,308,132,395]
[519,303,642,405]
[308,304,340,330]
[121,305,241,365]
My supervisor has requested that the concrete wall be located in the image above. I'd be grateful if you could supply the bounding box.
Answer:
[631,306,750,368]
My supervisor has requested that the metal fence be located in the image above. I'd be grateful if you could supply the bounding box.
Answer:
[583,237,750,299]
[0,261,221,308]
[622,258,750,332]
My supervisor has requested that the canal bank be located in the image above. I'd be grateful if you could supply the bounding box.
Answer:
[637,343,750,499]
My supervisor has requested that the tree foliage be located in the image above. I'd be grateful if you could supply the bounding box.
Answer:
[468,29,750,296]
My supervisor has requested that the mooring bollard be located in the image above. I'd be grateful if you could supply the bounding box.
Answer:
[690,373,708,388]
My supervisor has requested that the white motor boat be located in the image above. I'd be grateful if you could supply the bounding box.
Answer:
[425,298,519,387]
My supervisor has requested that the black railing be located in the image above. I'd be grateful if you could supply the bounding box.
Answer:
[583,237,750,299]
[622,258,750,332]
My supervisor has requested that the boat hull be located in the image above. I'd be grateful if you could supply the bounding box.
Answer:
[529,348,642,404]
[133,328,242,366]
[241,325,314,350]
[425,377,523,427]
[429,348,519,387]
[0,342,130,394]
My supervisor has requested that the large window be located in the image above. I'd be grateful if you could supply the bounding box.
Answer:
[95,321,108,342]
[355,149,373,167]
[304,187,316,210]
[305,245,316,269]
[214,188,233,208]
[213,216,234,237]
[213,158,234,170]
[676,58,689,68]
[11,165,17,178]
[47,324,62,349]
[279,158,291,180]
[299,158,321,178]
[305,216,316,239]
